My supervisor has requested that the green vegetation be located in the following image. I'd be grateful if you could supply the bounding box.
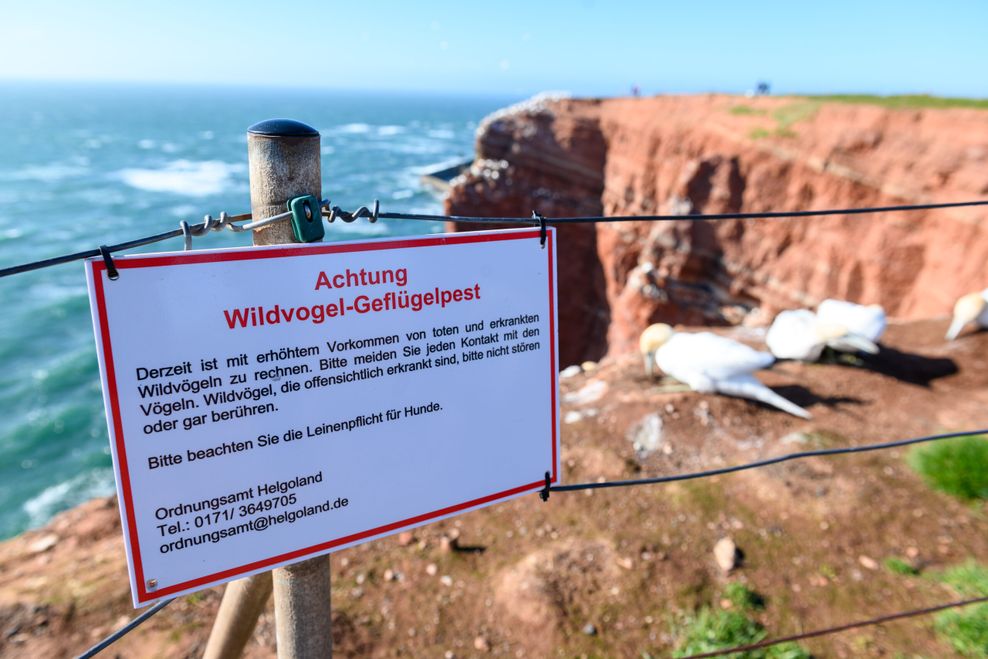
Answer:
[743,93,988,143]
[807,94,988,111]
[935,609,988,657]
[884,557,920,576]
[730,104,768,116]
[908,435,988,500]
[724,582,766,611]
[671,584,809,657]
[748,101,821,140]
[937,561,988,598]
[772,101,821,133]
[932,562,988,656]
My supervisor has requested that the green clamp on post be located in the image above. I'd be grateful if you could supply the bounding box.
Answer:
[287,195,325,243]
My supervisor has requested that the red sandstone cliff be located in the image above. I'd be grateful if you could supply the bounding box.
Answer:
[445,95,988,362]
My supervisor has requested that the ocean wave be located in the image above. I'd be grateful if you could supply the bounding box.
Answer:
[168,203,200,217]
[427,128,455,139]
[1,163,90,183]
[390,141,447,155]
[23,468,114,529]
[332,123,371,134]
[377,125,406,136]
[116,160,245,197]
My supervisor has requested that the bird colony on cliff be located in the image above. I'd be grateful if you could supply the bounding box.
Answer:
[639,290,983,418]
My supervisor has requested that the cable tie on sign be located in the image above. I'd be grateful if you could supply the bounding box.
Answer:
[539,471,551,502]
[179,220,193,251]
[532,211,547,248]
[98,245,119,280]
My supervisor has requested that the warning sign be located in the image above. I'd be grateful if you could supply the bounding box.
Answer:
[85,228,559,606]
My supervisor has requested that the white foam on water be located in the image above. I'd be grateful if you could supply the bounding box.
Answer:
[377,125,405,136]
[335,123,371,134]
[117,160,245,197]
[2,163,89,183]
[427,128,455,139]
[391,141,446,156]
[137,139,156,149]
[169,203,200,217]
[23,468,115,529]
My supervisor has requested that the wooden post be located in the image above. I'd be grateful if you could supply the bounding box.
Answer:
[202,573,273,659]
[202,119,332,659]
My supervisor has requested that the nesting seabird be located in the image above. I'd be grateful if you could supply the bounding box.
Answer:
[639,323,811,419]
[816,299,887,344]
[766,306,880,362]
[946,289,988,340]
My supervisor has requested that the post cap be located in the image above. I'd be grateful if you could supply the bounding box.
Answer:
[247,119,319,137]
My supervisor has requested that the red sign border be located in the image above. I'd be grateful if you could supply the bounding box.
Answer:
[88,228,558,605]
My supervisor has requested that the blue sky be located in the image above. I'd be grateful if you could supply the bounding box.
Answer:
[1,1,986,97]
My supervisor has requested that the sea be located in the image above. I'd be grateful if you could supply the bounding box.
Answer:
[0,82,516,539]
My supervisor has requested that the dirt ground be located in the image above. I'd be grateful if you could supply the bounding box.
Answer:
[2,318,987,658]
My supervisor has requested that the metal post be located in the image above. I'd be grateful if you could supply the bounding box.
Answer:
[202,118,332,659]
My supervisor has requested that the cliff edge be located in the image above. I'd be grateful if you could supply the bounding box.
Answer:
[446,94,988,362]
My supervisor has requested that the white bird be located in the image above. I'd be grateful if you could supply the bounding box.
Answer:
[640,323,812,419]
[816,299,887,344]
[946,289,988,340]
[766,307,880,362]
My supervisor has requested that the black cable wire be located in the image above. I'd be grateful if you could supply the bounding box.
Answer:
[2,199,986,279]
[0,227,186,278]
[75,598,174,659]
[382,199,988,224]
[547,429,987,494]
[682,595,988,658]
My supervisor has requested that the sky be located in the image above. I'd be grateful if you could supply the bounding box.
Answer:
[0,0,986,97]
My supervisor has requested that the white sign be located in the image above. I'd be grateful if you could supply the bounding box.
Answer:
[86,228,559,606]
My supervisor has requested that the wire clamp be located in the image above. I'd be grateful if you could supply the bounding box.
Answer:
[198,214,219,235]
[324,200,381,224]
[532,211,547,248]
[179,220,193,251]
[287,195,326,242]
[539,471,551,502]
[98,245,119,280]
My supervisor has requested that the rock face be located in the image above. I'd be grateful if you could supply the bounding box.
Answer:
[446,95,988,361]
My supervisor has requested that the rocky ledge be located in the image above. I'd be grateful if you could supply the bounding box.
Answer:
[446,94,988,363]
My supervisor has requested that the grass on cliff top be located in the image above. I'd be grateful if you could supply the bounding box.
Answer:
[729,104,768,116]
[932,562,988,656]
[807,94,988,110]
[908,434,988,500]
[748,101,821,140]
[670,583,809,658]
